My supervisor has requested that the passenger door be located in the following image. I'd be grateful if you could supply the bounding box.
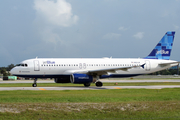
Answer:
[34,60,40,71]
[145,60,151,71]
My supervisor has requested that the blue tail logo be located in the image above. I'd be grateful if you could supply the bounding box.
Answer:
[145,31,175,60]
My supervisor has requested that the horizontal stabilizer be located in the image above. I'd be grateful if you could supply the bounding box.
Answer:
[158,61,180,67]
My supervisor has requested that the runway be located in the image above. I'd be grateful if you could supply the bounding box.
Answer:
[0,85,180,91]
[1,79,180,84]
[0,79,180,91]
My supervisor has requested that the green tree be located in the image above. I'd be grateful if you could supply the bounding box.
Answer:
[0,68,8,76]
[6,64,15,71]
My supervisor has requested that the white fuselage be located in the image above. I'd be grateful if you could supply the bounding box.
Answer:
[10,58,178,78]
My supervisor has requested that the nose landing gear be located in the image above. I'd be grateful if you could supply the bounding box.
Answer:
[32,78,37,87]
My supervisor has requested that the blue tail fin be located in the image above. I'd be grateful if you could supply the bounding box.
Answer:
[145,31,175,60]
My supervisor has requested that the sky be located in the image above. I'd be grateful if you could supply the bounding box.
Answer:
[0,0,180,67]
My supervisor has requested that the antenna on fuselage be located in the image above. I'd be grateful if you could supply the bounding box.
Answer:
[36,56,38,59]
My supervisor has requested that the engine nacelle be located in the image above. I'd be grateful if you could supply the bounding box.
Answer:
[71,74,94,84]
[54,75,71,83]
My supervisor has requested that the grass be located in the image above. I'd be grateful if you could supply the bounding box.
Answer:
[1,80,180,119]
[1,102,180,120]
[0,89,180,103]
[0,89,180,119]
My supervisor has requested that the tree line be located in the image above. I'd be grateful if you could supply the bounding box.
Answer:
[0,64,179,77]
[0,64,15,76]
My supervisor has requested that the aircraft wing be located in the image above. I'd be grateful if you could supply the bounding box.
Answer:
[65,64,145,76]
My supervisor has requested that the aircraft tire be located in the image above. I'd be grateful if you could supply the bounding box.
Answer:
[84,83,91,87]
[32,83,37,87]
[96,81,103,87]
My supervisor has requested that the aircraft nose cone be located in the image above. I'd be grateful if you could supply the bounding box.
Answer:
[10,68,16,75]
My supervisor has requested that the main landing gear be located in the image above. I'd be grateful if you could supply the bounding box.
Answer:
[95,81,103,87]
[95,76,103,87]
[32,78,37,87]
[83,76,103,87]
[83,81,103,87]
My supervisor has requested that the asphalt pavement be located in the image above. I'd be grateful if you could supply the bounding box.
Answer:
[0,79,180,91]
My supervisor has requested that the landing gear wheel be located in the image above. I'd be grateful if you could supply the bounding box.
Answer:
[84,83,91,87]
[96,81,103,87]
[32,83,37,87]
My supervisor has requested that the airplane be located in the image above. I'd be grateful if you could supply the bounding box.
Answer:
[10,31,179,87]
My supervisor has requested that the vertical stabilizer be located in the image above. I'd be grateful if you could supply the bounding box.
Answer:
[145,31,175,60]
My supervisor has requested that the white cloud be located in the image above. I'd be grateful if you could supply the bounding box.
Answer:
[118,26,129,31]
[173,25,179,30]
[39,27,61,45]
[34,0,78,27]
[103,33,121,40]
[133,32,144,40]
[33,0,79,47]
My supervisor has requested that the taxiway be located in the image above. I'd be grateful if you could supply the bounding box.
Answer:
[1,79,180,84]
[0,79,180,91]
[0,85,180,91]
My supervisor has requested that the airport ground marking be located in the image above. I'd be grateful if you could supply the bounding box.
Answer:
[39,88,46,90]
[114,87,122,89]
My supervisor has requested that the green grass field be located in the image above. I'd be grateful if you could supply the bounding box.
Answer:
[0,88,180,119]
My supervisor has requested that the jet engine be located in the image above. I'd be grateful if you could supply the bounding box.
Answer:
[54,75,71,83]
[70,74,94,84]
[54,74,97,87]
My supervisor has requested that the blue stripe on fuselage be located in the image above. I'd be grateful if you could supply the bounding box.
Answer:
[13,74,143,79]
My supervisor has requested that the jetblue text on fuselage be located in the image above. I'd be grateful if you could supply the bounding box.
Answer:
[43,61,55,64]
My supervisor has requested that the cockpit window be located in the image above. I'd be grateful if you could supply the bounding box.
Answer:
[16,63,28,67]
[16,64,21,66]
